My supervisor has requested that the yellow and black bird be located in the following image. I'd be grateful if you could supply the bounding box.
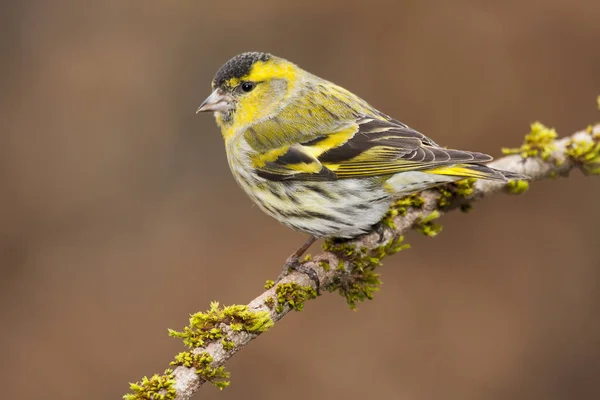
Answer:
[198,52,526,274]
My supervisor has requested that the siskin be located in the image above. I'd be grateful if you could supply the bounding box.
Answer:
[198,52,527,279]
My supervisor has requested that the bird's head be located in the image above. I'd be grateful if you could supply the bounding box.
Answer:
[197,52,300,133]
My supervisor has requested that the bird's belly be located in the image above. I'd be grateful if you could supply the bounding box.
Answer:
[234,172,393,238]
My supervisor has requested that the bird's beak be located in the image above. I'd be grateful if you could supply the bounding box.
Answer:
[196,89,234,113]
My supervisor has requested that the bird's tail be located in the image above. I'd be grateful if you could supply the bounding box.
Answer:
[425,163,530,182]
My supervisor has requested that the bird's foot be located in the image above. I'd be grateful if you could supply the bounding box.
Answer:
[373,222,387,244]
[275,236,320,294]
[276,255,320,295]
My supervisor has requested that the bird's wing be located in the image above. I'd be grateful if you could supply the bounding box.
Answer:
[251,117,494,182]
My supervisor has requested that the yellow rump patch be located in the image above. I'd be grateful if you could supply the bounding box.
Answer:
[425,165,492,179]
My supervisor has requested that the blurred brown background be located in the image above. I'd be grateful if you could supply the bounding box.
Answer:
[2,1,600,399]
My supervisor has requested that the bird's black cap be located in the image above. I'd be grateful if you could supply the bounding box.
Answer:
[213,52,272,88]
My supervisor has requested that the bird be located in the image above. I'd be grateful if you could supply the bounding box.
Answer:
[197,52,527,283]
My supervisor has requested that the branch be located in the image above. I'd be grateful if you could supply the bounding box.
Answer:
[125,123,600,400]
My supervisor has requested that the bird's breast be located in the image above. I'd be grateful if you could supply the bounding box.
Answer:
[225,142,393,237]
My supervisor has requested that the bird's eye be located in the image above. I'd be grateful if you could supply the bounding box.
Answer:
[241,82,255,93]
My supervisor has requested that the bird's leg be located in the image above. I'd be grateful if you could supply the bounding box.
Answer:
[276,235,320,293]
[374,223,387,244]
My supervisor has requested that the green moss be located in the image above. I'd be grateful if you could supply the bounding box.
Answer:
[323,239,359,258]
[381,194,425,228]
[506,180,530,194]
[597,95,600,111]
[171,352,230,390]
[124,370,176,400]
[264,296,275,309]
[415,210,443,237]
[168,302,273,349]
[128,303,272,398]
[264,280,275,289]
[221,338,235,351]
[436,178,476,209]
[303,254,312,262]
[324,236,410,309]
[318,259,331,271]
[436,187,453,209]
[565,137,600,175]
[502,122,558,161]
[328,269,381,310]
[274,282,317,313]
[455,178,476,197]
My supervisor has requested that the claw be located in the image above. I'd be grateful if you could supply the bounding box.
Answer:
[275,236,320,294]
[374,223,386,244]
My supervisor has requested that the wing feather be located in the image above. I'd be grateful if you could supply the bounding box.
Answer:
[252,116,493,181]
